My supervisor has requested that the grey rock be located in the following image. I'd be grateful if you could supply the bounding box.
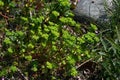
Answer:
[73,0,113,25]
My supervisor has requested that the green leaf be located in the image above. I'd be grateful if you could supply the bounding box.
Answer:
[7,47,13,54]
[9,1,16,7]
[58,0,70,7]
[66,56,76,65]
[17,31,24,37]
[4,37,12,45]
[46,62,53,69]
[90,23,98,31]
[25,55,32,61]
[62,60,66,65]
[67,12,74,17]
[85,51,91,58]
[6,31,13,36]
[42,34,49,40]
[21,49,25,53]
[10,66,17,72]
[29,0,33,2]
[94,36,99,42]
[0,1,4,7]
[32,35,39,41]
[30,23,35,27]
[77,37,85,44]
[106,37,120,52]
[28,43,34,49]
[116,26,120,42]
[52,11,60,17]
[52,45,57,51]
[0,68,7,77]
[13,61,18,66]
[30,30,35,34]
[42,42,46,47]
[38,16,44,23]
[100,37,107,52]
[21,17,28,22]
[59,17,66,23]
[48,21,55,26]
[70,68,77,76]
[51,31,59,37]
[31,66,38,72]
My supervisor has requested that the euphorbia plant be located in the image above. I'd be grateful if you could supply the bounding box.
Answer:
[0,0,99,79]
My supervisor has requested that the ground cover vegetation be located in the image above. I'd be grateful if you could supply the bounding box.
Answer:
[97,0,120,79]
[0,0,119,80]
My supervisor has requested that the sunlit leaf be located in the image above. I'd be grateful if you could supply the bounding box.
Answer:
[0,1,4,7]
[10,66,17,72]
[28,43,34,49]
[25,55,32,61]
[4,37,12,45]
[7,47,13,54]
[52,11,60,17]
[46,62,53,69]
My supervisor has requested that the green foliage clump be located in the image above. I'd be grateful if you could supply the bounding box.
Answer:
[95,0,120,79]
[0,0,99,79]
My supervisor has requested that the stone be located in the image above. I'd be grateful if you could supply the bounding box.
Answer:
[72,0,113,25]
